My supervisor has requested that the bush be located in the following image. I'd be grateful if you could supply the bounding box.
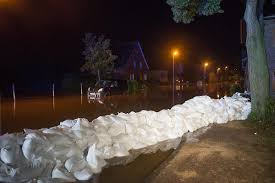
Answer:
[128,80,139,94]
[230,83,243,95]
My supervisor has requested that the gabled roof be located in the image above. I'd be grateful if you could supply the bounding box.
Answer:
[113,41,149,70]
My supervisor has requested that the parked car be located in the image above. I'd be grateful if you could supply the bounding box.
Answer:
[88,80,127,99]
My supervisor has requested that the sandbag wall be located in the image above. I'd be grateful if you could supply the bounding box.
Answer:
[0,94,251,182]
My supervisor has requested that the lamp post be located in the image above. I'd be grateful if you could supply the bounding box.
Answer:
[224,66,228,82]
[172,50,178,105]
[203,62,209,94]
[217,67,221,82]
[203,62,209,84]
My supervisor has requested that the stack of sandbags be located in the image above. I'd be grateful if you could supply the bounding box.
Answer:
[0,94,251,182]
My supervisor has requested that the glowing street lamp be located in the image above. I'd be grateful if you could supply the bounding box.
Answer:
[172,50,179,104]
[225,66,228,70]
[173,50,178,57]
[217,67,221,73]
[203,62,209,84]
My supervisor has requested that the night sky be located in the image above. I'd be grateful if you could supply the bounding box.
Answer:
[0,0,241,85]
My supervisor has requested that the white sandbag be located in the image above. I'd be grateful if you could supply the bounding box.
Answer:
[86,144,107,173]
[73,167,93,181]
[51,167,75,182]
[59,119,77,128]
[65,157,86,173]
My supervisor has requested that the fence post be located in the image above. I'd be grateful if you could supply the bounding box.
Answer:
[52,83,55,111]
[12,83,16,100]
[12,83,16,118]
[80,82,83,95]
[52,83,55,97]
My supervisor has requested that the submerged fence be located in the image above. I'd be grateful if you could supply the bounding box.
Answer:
[0,82,88,98]
[0,80,131,98]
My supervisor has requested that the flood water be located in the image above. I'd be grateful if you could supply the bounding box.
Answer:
[0,84,230,183]
[0,84,230,134]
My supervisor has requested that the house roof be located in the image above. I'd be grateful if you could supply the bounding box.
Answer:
[113,41,149,70]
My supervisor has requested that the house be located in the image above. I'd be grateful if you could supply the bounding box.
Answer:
[113,41,149,81]
[263,16,275,96]
[148,70,169,84]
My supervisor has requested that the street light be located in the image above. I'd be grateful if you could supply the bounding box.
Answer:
[225,66,228,70]
[203,62,209,84]
[172,50,178,104]
[217,67,221,82]
[173,50,178,57]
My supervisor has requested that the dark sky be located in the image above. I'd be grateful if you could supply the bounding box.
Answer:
[0,0,241,84]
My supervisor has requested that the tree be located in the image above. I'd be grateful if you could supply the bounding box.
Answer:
[81,33,117,83]
[244,0,270,117]
[167,0,270,118]
[166,0,223,23]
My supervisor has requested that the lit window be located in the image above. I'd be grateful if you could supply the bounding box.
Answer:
[144,73,147,80]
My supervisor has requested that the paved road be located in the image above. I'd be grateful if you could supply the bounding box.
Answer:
[147,121,275,183]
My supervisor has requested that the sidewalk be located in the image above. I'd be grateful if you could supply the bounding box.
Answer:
[147,121,275,183]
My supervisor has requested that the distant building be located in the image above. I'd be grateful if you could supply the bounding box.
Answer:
[148,70,169,84]
[113,41,149,81]
[264,16,275,96]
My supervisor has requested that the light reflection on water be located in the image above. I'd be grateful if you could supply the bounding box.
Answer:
[0,84,230,134]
